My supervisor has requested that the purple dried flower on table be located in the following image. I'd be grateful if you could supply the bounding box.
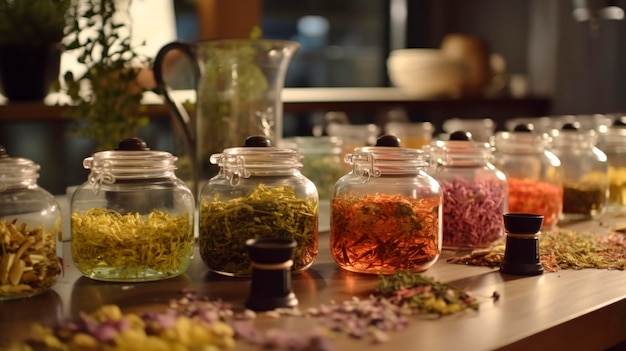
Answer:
[231,320,265,344]
[92,324,119,342]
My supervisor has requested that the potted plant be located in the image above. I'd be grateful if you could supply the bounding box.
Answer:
[61,0,152,151]
[0,0,71,101]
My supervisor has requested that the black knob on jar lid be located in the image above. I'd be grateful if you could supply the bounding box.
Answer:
[244,135,272,147]
[513,123,534,132]
[503,213,544,234]
[449,131,473,141]
[375,134,401,147]
[561,122,579,131]
[0,145,7,158]
[116,137,150,151]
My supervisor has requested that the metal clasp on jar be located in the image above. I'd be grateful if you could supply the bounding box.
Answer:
[211,153,250,186]
[84,158,115,194]
[347,152,381,184]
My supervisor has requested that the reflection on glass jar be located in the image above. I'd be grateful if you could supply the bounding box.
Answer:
[597,116,626,211]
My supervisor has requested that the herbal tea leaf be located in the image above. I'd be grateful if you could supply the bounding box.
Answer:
[376,271,479,316]
[199,184,318,276]
[448,229,626,272]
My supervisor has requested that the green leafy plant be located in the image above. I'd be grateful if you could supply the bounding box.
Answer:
[0,0,71,47]
[61,0,150,151]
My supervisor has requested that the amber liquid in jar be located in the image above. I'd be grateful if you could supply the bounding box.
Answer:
[330,193,440,274]
[608,166,626,207]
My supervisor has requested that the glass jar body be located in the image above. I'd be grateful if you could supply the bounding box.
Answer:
[0,185,61,300]
[330,148,442,275]
[431,163,507,249]
[493,132,563,229]
[71,177,195,282]
[429,140,507,249]
[551,131,609,220]
[199,172,319,277]
[597,128,626,211]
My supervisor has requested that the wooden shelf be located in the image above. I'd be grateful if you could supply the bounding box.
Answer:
[0,88,551,125]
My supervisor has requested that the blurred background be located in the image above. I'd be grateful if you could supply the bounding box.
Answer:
[2,0,626,194]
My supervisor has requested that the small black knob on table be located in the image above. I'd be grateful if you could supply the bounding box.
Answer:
[500,213,544,276]
[245,237,298,311]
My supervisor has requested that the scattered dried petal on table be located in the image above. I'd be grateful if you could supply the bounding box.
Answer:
[13,272,483,350]
[447,229,626,272]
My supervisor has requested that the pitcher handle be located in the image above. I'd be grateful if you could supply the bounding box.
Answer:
[153,41,199,150]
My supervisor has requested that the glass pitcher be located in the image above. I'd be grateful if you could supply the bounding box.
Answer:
[154,39,301,196]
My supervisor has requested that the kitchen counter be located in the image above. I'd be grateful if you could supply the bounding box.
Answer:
[2,214,626,350]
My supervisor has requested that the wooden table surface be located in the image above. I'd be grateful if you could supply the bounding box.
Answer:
[2,214,626,351]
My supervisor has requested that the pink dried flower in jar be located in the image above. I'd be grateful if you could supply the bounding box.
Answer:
[441,177,507,248]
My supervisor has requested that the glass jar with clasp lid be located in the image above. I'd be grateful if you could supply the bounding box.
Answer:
[330,135,442,274]
[199,136,319,277]
[492,124,563,229]
[596,116,626,211]
[71,138,195,282]
[427,131,508,249]
[280,136,344,201]
[0,146,61,300]
[549,122,609,221]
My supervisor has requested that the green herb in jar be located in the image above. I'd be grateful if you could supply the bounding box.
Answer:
[71,209,193,280]
[199,184,318,276]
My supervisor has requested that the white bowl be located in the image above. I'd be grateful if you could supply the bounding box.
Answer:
[387,49,463,98]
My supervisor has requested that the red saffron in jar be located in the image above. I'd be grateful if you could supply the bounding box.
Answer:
[330,193,441,275]
[507,177,563,228]
[441,177,506,248]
